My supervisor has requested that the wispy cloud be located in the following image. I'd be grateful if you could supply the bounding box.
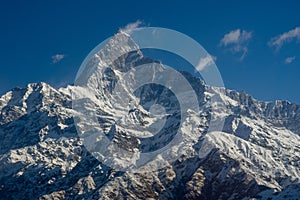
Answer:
[120,20,142,34]
[268,27,300,50]
[196,54,216,71]
[220,29,253,60]
[51,54,65,64]
[285,56,296,64]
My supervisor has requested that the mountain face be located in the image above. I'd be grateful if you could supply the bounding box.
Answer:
[1,33,300,200]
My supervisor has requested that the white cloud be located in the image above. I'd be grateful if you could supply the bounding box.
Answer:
[220,29,252,46]
[220,29,252,60]
[120,20,142,34]
[269,27,300,50]
[51,54,65,64]
[285,56,296,64]
[196,54,216,71]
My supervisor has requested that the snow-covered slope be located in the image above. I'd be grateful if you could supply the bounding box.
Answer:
[0,32,300,199]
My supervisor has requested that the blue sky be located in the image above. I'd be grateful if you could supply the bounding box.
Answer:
[0,0,299,104]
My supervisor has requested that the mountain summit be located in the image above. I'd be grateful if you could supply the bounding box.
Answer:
[0,33,300,199]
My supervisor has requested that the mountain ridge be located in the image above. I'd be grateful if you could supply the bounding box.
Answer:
[0,76,299,199]
[0,32,300,199]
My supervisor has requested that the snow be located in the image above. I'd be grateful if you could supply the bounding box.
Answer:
[201,131,300,189]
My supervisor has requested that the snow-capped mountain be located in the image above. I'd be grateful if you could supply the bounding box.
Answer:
[0,32,300,200]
